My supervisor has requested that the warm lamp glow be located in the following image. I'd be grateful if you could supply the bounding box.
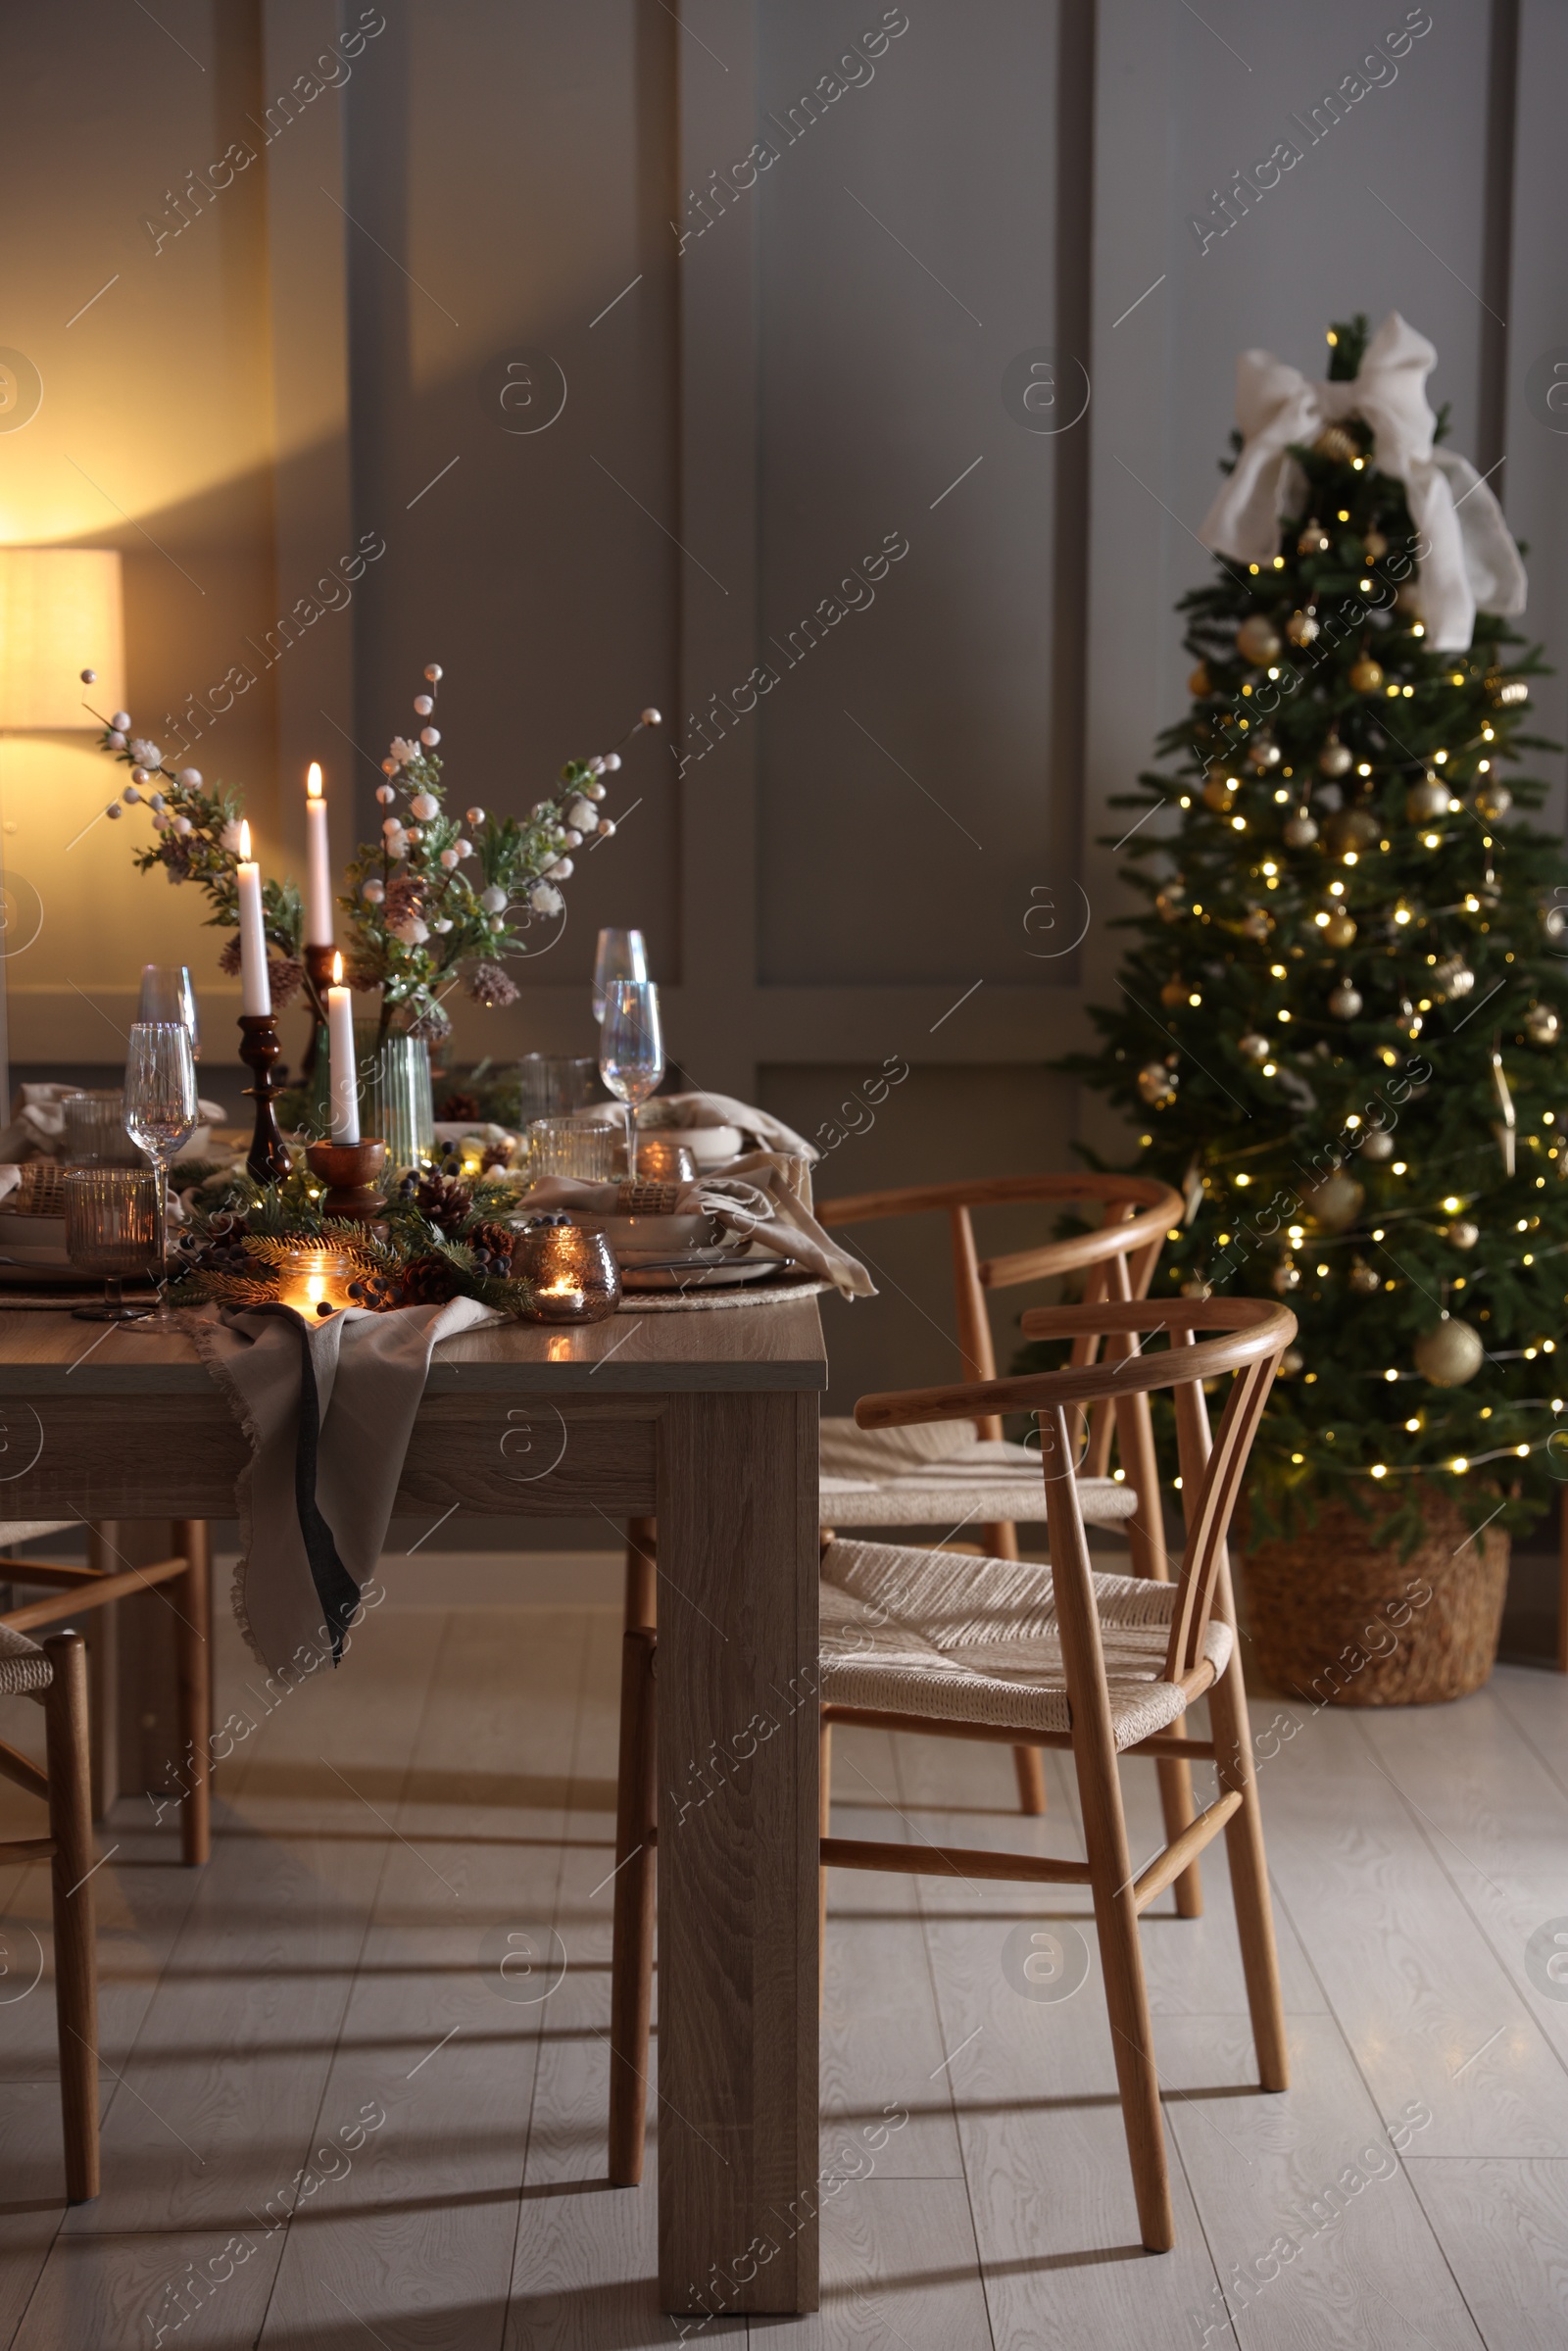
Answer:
[0,548,124,727]
[239,820,252,859]
[307,761,323,799]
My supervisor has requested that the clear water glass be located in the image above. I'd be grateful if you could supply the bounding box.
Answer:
[62,1089,140,1167]
[65,1167,160,1322]
[137,964,200,1058]
[526,1117,619,1181]
[592,927,648,1025]
[515,1053,597,1125]
[124,1021,198,1315]
[599,980,663,1180]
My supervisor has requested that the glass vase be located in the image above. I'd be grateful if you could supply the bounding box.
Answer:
[339,1027,435,1170]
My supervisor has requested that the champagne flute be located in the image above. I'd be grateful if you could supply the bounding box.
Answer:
[123,1021,198,1321]
[592,927,648,1025]
[137,964,200,1059]
[599,980,663,1181]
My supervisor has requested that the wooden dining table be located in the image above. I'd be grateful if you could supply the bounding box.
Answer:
[0,1295,826,2316]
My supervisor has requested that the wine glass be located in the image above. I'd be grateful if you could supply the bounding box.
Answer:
[592,927,649,1025]
[599,980,663,1181]
[123,1021,198,1320]
[137,964,200,1059]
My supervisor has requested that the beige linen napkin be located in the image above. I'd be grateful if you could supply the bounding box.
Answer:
[185,1296,499,1676]
[577,1090,816,1161]
[520,1157,875,1298]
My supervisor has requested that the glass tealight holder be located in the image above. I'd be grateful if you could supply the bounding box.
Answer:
[631,1135,698,1184]
[62,1090,141,1168]
[271,1243,362,1319]
[64,1168,161,1321]
[515,1216,621,1322]
[526,1117,619,1181]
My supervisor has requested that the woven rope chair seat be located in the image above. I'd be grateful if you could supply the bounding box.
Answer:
[817,1416,1136,1530]
[819,1537,1232,1749]
[0,1621,52,1698]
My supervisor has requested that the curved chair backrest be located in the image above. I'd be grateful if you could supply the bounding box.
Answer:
[817,1171,1183,1413]
[855,1298,1296,1689]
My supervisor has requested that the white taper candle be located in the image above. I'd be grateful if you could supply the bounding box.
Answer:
[235,822,271,1017]
[304,761,334,947]
[327,951,360,1144]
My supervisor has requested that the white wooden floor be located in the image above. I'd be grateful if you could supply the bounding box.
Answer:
[2,1564,1567,2348]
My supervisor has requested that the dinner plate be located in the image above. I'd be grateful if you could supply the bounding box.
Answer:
[620,1254,780,1290]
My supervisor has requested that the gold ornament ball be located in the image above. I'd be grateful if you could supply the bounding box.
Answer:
[1189,662,1211,696]
[1241,906,1274,941]
[1305,1170,1364,1232]
[1318,737,1353,777]
[1287,609,1321,647]
[1360,1126,1395,1161]
[1475,781,1513,821]
[1413,1315,1485,1388]
[1432,955,1476,1000]
[1348,1258,1380,1295]
[1154,885,1186,923]
[1298,518,1332,556]
[1272,1256,1301,1295]
[1280,1347,1304,1377]
[1445,1219,1480,1249]
[1322,909,1358,949]
[1313,423,1358,464]
[1525,1003,1561,1046]
[1324,806,1378,857]
[1159,973,1188,1007]
[1248,735,1283,770]
[1350,657,1385,694]
[1405,775,1449,822]
[1202,773,1236,811]
[1544,905,1568,942]
[1235,614,1282,665]
[1328,980,1363,1020]
[1137,1061,1178,1107]
[1363,528,1389,560]
[1238,1031,1270,1061]
[1283,809,1319,848]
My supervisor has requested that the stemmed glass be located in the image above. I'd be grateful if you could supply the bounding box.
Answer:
[137,964,200,1059]
[123,1020,198,1321]
[592,927,648,1025]
[599,980,663,1181]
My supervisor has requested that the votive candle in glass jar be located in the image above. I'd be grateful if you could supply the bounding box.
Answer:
[515,1215,621,1322]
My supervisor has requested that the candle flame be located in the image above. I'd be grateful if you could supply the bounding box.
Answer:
[332,949,343,985]
[307,761,323,799]
[239,820,251,860]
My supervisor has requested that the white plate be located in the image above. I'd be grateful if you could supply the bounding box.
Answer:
[621,1253,779,1291]
[575,1211,716,1252]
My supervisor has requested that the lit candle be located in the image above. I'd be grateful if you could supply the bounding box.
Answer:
[327,950,360,1144]
[304,761,334,948]
[235,821,271,1017]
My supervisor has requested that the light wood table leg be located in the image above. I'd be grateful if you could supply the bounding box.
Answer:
[657,1389,819,2318]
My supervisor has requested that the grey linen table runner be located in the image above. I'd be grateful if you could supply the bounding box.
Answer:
[184,1297,499,1676]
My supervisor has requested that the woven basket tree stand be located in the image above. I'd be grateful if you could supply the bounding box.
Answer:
[1238,1481,1508,1706]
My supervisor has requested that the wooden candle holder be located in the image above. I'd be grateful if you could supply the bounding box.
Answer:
[305,1137,388,1223]
[238,1014,294,1186]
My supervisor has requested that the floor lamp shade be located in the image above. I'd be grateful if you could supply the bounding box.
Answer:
[0,548,124,728]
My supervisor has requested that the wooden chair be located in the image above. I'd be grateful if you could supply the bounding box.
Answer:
[814,1174,1185,1827]
[606,1297,1296,2250]
[0,1526,209,2204]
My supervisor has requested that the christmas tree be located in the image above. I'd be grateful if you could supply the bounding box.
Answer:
[1063,313,1563,1543]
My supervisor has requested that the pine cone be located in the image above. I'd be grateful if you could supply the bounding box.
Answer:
[268,956,305,1009]
[398,1252,466,1306]
[414,1170,473,1233]
[466,1220,516,1276]
[383,873,425,926]
[438,1089,482,1124]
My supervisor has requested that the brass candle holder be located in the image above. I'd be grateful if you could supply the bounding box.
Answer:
[238,1014,293,1186]
[305,1137,389,1224]
[515,1216,621,1323]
